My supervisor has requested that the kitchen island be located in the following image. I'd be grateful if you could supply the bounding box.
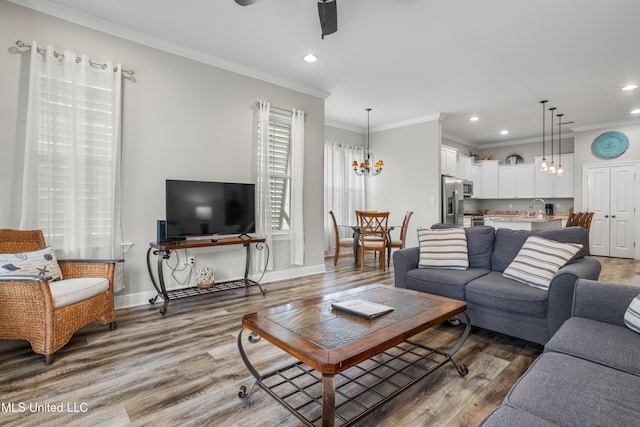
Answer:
[484,215,563,231]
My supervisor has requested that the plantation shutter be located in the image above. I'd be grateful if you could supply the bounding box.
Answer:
[265,112,292,231]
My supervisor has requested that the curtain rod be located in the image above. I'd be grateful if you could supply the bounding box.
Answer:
[14,40,136,82]
[254,101,307,118]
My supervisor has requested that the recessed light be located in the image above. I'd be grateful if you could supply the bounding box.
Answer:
[631,108,640,114]
[622,84,638,91]
[303,54,318,63]
[500,130,509,135]
[469,116,479,122]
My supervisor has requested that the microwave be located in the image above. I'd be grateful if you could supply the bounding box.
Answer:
[463,180,473,197]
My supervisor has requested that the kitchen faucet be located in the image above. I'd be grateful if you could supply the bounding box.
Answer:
[529,198,546,216]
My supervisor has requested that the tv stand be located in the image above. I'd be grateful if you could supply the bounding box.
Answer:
[147,237,268,314]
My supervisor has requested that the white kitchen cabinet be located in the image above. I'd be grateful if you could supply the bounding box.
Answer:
[457,155,473,181]
[498,166,517,198]
[489,218,563,231]
[499,164,535,198]
[441,146,458,177]
[554,154,574,197]
[534,156,554,197]
[533,154,573,198]
[480,160,499,199]
[471,165,482,198]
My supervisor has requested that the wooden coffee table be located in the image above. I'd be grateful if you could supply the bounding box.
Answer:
[237,284,470,427]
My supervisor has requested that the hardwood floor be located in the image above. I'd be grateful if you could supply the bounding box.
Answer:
[0,254,637,426]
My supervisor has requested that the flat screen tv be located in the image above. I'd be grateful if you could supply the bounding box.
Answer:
[165,180,256,239]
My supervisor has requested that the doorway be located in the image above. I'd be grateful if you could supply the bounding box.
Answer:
[583,163,637,258]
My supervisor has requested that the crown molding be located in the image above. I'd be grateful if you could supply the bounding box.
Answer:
[441,133,479,148]
[327,113,445,134]
[324,120,365,134]
[370,113,444,133]
[8,0,331,100]
[571,118,640,133]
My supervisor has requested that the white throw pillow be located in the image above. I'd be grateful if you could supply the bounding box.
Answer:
[0,247,63,281]
[503,236,582,290]
[624,295,640,334]
[418,228,468,270]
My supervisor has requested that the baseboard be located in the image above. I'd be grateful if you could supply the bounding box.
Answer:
[114,263,327,309]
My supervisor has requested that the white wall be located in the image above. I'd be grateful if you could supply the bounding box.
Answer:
[0,2,326,307]
[367,119,442,248]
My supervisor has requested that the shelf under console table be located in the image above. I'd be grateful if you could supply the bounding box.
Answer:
[147,236,268,314]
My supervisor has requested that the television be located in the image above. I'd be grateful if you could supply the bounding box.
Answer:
[165,180,256,239]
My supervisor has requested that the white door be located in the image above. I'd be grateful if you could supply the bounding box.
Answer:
[610,165,635,258]
[585,164,636,258]
[587,167,609,256]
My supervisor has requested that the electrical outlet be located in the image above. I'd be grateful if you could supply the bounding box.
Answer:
[187,256,196,265]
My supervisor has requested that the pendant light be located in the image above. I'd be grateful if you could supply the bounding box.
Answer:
[539,100,549,171]
[556,113,564,176]
[547,107,557,174]
[352,108,383,176]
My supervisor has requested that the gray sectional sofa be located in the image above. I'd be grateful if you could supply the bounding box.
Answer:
[393,226,602,344]
[480,279,640,426]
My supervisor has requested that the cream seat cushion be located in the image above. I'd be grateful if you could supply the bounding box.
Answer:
[339,237,354,245]
[49,277,109,308]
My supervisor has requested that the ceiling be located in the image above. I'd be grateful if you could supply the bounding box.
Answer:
[15,0,640,146]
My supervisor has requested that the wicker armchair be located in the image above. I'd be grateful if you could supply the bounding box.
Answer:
[0,229,117,365]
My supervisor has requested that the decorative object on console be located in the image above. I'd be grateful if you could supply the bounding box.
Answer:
[352,108,383,176]
[539,100,549,171]
[591,131,630,159]
[196,267,215,289]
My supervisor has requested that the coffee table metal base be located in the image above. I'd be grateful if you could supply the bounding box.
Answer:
[237,313,470,427]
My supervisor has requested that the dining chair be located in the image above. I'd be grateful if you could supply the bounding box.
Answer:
[355,210,389,271]
[0,229,117,365]
[387,210,414,267]
[578,212,595,232]
[329,211,356,265]
[566,212,594,231]
[565,212,581,228]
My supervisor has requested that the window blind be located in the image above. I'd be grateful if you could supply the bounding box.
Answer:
[259,112,292,231]
[35,72,117,252]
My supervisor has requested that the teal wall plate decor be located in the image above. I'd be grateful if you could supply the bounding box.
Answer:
[591,131,629,158]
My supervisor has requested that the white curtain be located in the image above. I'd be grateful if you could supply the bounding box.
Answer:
[256,101,273,271]
[324,142,365,251]
[20,41,125,292]
[290,109,305,265]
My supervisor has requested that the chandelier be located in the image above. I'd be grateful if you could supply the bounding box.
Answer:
[352,108,383,176]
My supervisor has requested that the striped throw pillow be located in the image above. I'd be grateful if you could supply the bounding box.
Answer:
[418,228,468,270]
[624,295,640,333]
[503,236,582,290]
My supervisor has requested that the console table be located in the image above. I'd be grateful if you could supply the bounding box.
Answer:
[147,236,268,314]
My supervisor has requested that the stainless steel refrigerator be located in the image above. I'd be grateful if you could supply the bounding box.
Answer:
[441,176,465,226]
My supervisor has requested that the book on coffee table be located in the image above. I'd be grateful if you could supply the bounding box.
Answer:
[331,299,395,320]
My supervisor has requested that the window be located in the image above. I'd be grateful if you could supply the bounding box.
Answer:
[20,43,122,263]
[35,74,117,250]
[260,111,292,231]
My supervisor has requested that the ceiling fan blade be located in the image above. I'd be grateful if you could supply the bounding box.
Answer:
[318,0,337,38]
[235,0,261,6]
